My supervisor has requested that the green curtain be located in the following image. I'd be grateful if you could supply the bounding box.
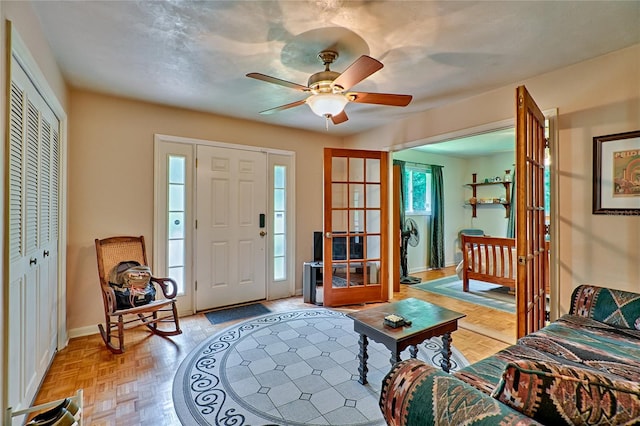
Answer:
[429,165,445,268]
[507,170,516,238]
[393,160,406,275]
[393,160,406,231]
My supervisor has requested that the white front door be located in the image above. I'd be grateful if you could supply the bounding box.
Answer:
[195,145,267,311]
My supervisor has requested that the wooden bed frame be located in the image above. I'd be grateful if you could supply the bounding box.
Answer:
[460,234,516,292]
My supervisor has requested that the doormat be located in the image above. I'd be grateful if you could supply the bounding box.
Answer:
[204,303,271,325]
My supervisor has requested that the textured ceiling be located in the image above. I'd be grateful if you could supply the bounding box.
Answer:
[30,0,640,136]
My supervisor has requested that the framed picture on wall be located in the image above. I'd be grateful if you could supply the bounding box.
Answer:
[593,130,640,215]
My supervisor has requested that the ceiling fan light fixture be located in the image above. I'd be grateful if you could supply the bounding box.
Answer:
[306,93,348,117]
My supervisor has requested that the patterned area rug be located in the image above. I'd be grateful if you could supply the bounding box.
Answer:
[173,309,469,426]
[414,276,515,313]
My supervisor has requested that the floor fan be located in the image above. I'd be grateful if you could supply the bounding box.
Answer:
[400,218,422,284]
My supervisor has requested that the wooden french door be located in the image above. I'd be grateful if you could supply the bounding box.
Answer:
[322,148,388,306]
[515,85,547,338]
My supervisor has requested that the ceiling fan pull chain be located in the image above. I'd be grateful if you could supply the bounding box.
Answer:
[325,115,330,131]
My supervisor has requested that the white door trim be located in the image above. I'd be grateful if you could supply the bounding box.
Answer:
[267,154,296,300]
[153,140,194,315]
[155,133,294,156]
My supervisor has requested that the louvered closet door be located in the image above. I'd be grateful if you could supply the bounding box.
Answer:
[8,56,60,416]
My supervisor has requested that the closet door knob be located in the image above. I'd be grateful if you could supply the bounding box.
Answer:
[43,250,50,257]
[30,257,37,266]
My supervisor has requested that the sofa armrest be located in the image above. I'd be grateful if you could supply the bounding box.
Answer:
[570,285,640,329]
[380,359,542,426]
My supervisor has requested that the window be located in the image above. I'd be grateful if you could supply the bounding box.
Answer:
[167,155,186,295]
[544,120,551,217]
[273,165,286,281]
[403,165,432,215]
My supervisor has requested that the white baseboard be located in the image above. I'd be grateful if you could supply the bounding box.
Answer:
[68,325,99,339]
[410,262,458,274]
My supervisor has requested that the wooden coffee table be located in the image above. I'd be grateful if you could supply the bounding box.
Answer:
[347,297,465,385]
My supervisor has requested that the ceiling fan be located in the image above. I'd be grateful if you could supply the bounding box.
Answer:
[246,50,412,125]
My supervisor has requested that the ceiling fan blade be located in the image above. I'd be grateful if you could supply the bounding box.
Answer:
[246,73,309,91]
[348,92,412,107]
[332,55,383,91]
[259,99,307,115]
[330,110,349,125]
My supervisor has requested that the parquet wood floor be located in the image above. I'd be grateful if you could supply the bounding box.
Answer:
[33,267,514,425]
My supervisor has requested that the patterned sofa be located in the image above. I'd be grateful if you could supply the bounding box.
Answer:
[379,285,640,425]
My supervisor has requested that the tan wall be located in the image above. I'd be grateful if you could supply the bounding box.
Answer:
[67,90,341,331]
[346,44,640,315]
[2,3,68,106]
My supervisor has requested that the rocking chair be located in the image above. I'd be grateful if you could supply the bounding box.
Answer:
[95,235,182,354]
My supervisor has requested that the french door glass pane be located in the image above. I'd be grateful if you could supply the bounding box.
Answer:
[332,210,348,233]
[349,210,364,233]
[332,264,348,288]
[366,210,381,233]
[332,157,347,181]
[349,184,364,208]
[366,184,380,208]
[332,183,348,208]
[367,261,380,284]
[349,158,364,181]
[366,235,381,259]
[366,159,380,182]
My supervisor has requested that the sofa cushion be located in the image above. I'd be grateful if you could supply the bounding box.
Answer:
[492,359,640,425]
[381,359,543,426]
[517,314,640,381]
[454,343,580,395]
[571,285,640,330]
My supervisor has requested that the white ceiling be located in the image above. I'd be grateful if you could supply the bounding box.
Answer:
[30,1,640,136]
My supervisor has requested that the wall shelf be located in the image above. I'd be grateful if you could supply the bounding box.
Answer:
[466,174,511,218]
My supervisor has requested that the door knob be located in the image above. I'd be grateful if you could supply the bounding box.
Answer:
[260,231,267,237]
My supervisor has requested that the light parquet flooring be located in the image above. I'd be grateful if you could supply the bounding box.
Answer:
[33,267,514,425]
